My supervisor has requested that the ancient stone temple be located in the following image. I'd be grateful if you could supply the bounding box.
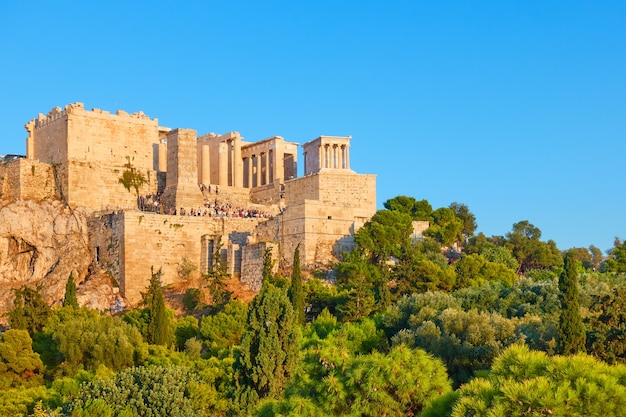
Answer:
[1,103,376,304]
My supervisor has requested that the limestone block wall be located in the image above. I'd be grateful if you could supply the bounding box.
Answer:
[25,103,162,209]
[0,159,56,202]
[282,201,357,268]
[240,241,278,291]
[94,211,261,304]
[88,211,125,282]
[25,106,69,164]
[161,129,204,212]
[250,181,284,205]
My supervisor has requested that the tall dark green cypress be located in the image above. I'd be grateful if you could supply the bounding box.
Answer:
[289,244,305,324]
[145,267,171,346]
[239,283,299,404]
[63,272,79,309]
[558,252,586,354]
[262,247,275,284]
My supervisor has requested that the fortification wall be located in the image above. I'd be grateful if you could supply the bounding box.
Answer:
[26,103,161,209]
[240,241,278,291]
[91,211,262,304]
[25,106,69,163]
[88,211,125,283]
[280,201,357,268]
[250,181,283,205]
[0,159,56,202]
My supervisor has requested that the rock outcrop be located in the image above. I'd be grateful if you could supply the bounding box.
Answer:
[0,199,118,322]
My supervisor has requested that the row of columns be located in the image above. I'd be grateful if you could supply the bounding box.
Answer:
[216,140,243,188]
[318,144,350,170]
[244,150,277,188]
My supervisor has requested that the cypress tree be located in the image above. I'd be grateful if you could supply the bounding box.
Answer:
[239,283,299,402]
[558,252,586,354]
[63,272,79,309]
[289,244,305,324]
[144,267,171,346]
[262,246,275,284]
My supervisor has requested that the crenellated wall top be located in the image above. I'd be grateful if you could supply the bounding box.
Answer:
[25,102,157,132]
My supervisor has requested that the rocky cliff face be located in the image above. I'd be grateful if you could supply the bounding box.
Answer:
[0,199,120,323]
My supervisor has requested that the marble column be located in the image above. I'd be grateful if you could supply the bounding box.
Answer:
[263,152,269,185]
[201,144,210,184]
[233,139,243,188]
[247,155,254,188]
[218,142,228,186]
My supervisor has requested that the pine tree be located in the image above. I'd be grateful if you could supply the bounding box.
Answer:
[558,252,586,354]
[63,272,79,309]
[8,285,52,335]
[143,267,171,346]
[289,244,305,324]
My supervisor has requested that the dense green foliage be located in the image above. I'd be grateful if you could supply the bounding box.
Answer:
[8,285,52,335]
[423,344,626,417]
[0,330,43,389]
[4,194,626,417]
[69,365,201,416]
[46,308,147,375]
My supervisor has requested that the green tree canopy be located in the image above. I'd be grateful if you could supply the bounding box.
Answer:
[354,209,413,265]
[70,365,201,417]
[449,202,477,242]
[8,285,52,336]
[604,237,626,273]
[49,309,147,375]
[424,344,626,417]
[0,329,44,389]
[118,156,147,197]
[383,195,433,221]
[238,283,300,403]
[424,207,464,247]
[505,220,563,273]
[199,299,248,355]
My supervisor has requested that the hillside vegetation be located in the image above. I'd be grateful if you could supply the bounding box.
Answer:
[2,195,626,417]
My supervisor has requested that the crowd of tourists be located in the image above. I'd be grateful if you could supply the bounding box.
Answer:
[137,192,272,219]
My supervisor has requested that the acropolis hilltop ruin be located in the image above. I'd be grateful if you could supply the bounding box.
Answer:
[0,103,376,304]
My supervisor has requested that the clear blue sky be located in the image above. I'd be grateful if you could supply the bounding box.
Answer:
[1,1,624,252]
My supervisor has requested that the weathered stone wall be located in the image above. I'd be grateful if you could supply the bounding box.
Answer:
[92,211,262,304]
[161,129,204,212]
[278,171,376,267]
[88,211,125,283]
[250,181,284,205]
[25,103,162,210]
[25,106,69,164]
[240,241,278,291]
[0,159,56,202]
[285,171,376,218]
